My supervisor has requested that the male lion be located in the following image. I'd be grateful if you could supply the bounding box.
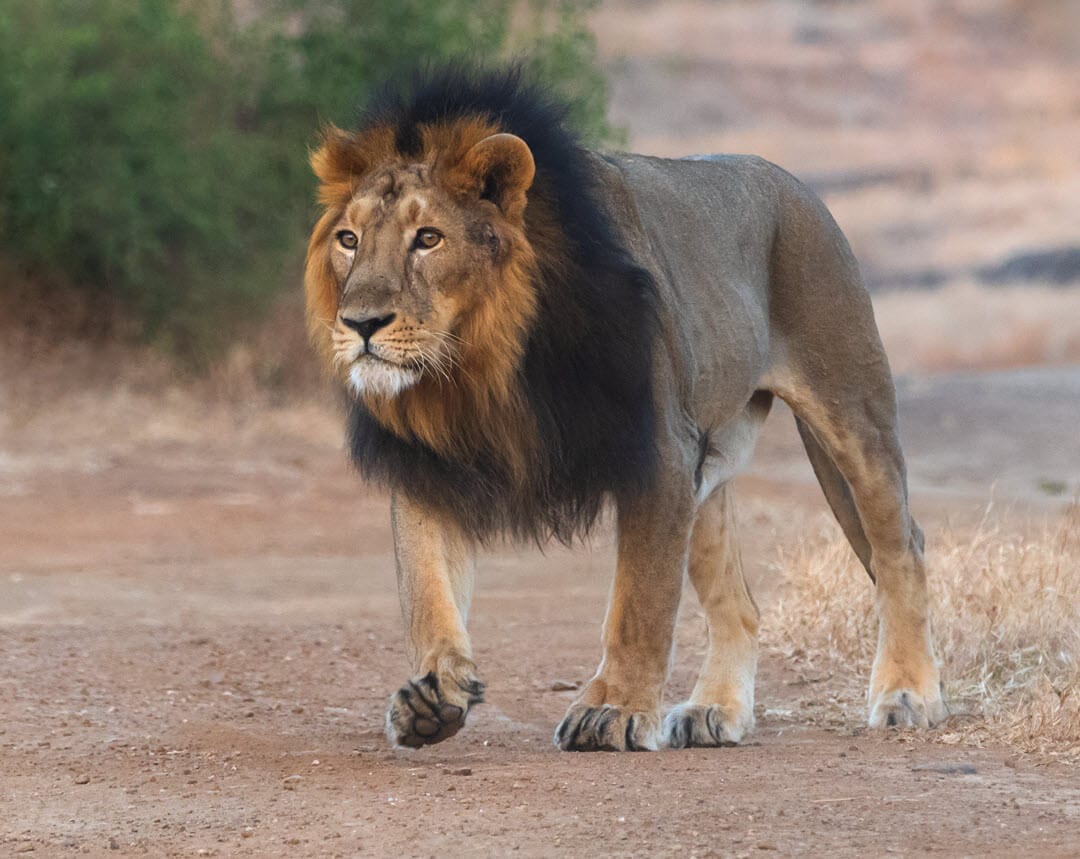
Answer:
[305,67,946,751]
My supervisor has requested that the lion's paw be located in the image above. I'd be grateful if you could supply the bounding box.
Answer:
[868,687,947,730]
[554,704,660,752]
[385,671,484,749]
[664,702,749,748]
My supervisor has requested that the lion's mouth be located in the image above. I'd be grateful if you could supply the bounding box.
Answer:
[348,353,422,398]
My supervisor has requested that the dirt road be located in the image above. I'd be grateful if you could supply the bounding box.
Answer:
[2,368,1078,857]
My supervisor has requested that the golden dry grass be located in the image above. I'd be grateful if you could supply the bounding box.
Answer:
[763,502,1080,762]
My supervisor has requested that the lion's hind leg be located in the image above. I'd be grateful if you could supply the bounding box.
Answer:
[767,174,945,729]
[776,380,947,729]
[665,484,759,748]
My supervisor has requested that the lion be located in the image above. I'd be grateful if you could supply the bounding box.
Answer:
[304,66,946,751]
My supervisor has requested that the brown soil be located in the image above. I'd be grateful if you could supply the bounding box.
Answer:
[2,366,1078,858]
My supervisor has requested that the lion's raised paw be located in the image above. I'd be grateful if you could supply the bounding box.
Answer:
[554,704,659,752]
[386,671,484,749]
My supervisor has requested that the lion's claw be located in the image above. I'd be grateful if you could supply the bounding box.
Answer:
[868,688,946,730]
[554,704,659,751]
[386,671,484,748]
[664,703,746,748]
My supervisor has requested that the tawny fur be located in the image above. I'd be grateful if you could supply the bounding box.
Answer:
[305,69,945,752]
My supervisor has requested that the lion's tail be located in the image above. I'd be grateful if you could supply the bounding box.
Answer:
[795,417,876,582]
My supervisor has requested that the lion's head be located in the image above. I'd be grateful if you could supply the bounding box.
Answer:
[305,67,659,543]
[307,120,538,406]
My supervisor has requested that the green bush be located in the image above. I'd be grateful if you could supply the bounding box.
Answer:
[0,0,615,360]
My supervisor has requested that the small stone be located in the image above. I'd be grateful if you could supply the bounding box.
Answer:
[108,837,120,850]
[549,680,579,691]
[282,775,304,790]
[911,762,976,775]
[451,767,472,776]
[15,846,34,854]
[241,828,254,838]
[74,774,90,785]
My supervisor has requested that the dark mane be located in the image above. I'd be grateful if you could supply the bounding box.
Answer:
[344,65,659,544]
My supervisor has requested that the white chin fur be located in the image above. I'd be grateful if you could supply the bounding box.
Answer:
[349,360,421,399]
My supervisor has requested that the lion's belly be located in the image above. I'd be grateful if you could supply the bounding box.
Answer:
[602,151,780,428]
[694,390,773,504]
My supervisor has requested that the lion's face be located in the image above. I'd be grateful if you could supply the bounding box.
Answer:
[327,167,503,398]
[308,128,537,402]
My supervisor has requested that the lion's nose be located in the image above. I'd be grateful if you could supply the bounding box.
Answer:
[341,313,396,342]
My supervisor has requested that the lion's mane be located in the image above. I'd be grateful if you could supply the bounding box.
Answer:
[311,67,659,543]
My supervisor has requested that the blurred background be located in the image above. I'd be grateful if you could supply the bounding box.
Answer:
[1,2,1078,853]
[3,0,1079,411]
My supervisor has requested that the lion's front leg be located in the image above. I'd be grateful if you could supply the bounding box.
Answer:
[555,478,695,752]
[385,491,482,748]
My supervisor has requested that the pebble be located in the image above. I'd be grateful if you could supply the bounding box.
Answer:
[283,775,304,790]
[451,767,473,776]
[74,774,90,785]
[549,680,579,691]
[912,762,977,775]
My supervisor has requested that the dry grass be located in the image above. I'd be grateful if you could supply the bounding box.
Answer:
[763,502,1080,763]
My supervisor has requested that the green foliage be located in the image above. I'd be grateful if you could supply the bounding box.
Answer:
[0,0,615,360]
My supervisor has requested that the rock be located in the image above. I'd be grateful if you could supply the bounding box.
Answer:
[74,774,90,785]
[451,767,473,776]
[911,762,976,775]
[549,680,579,691]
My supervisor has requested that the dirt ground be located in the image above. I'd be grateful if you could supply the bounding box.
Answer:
[2,366,1078,858]
[4,1,1080,856]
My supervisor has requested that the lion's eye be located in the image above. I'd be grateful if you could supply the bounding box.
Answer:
[414,228,443,250]
[336,230,359,250]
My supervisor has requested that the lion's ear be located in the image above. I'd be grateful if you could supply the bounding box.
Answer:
[455,133,535,220]
[310,125,368,198]
[310,125,351,184]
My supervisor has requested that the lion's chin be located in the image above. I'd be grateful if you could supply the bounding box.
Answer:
[348,359,421,399]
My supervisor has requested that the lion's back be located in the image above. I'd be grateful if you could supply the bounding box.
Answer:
[591,149,871,418]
